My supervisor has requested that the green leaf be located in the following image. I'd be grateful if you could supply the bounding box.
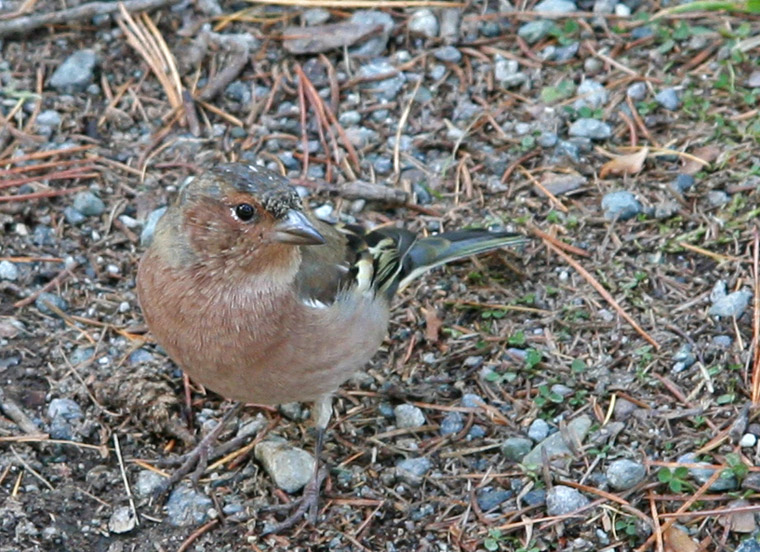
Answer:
[657,468,672,483]
[571,359,586,373]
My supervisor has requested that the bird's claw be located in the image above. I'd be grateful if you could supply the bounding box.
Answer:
[261,467,328,535]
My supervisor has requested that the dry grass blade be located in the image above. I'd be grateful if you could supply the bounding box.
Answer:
[116,3,183,113]
[752,227,760,404]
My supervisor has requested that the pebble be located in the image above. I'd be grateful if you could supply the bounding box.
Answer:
[655,88,680,110]
[140,207,167,246]
[554,42,580,62]
[606,459,646,490]
[394,404,426,429]
[357,59,406,100]
[135,470,165,497]
[434,46,461,63]
[522,415,592,469]
[652,199,679,218]
[461,393,484,408]
[439,8,460,43]
[108,506,136,534]
[254,439,315,493]
[166,485,212,526]
[47,398,83,440]
[712,335,733,348]
[349,11,395,57]
[522,489,547,506]
[37,110,61,127]
[225,81,251,104]
[494,59,527,88]
[128,348,154,365]
[546,485,589,515]
[573,79,608,110]
[551,384,574,398]
[517,20,555,43]
[678,453,738,491]
[740,433,757,448]
[735,532,760,552]
[476,489,512,511]
[64,206,86,225]
[408,8,439,38]
[0,260,18,281]
[613,398,637,421]
[501,437,533,461]
[35,292,69,315]
[568,118,612,140]
[593,0,616,13]
[583,57,604,74]
[601,191,642,220]
[710,289,752,318]
[528,418,550,441]
[615,3,632,15]
[467,425,486,440]
[338,110,361,126]
[534,0,577,12]
[748,71,760,88]
[671,343,696,373]
[626,82,647,101]
[73,191,106,217]
[671,173,694,193]
[440,411,464,435]
[707,190,730,207]
[49,49,98,93]
[301,7,330,25]
[538,132,558,148]
[33,225,56,246]
[396,457,432,484]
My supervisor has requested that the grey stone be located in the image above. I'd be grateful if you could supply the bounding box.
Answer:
[593,0,616,13]
[546,485,589,515]
[338,110,361,126]
[48,398,83,440]
[602,191,642,220]
[740,433,757,448]
[672,343,696,373]
[606,459,646,490]
[477,489,512,511]
[522,415,592,469]
[468,425,486,439]
[63,206,86,225]
[573,79,608,110]
[626,82,647,101]
[108,506,136,534]
[434,46,461,62]
[712,335,733,348]
[254,439,315,493]
[32,225,56,246]
[408,9,438,38]
[554,42,579,62]
[37,110,61,127]
[494,59,527,88]
[349,11,395,56]
[534,0,577,12]
[440,411,464,435]
[707,190,730,207]
[461,393,484,408]
[538,132,558,148]
[517,20,555,43]
[394,404,426,429]
[301,8,330,26]
[655,88,680,110]
[501,437,533,461]
[396,457,432,483]
[135,470,165,497]
[678,453,739,491]
[225,81,251,104]
[672,173,695,193]
[35,293,68,315]
[748,71,760,88]
[528,418,550,441]
[49,49,98,93]
[735,531,760,552]
[73,191,105,216]
[568,118,612,140]
[357,59,406,100]
[128,348,154,365]
[551,384,574,397]
[140,207,167,246]
[522,488,546,506]
[70,346,94,365]
[710,289,752,318]
[439,7,460,43]
[166,485,212,526]
[0,260,18,281]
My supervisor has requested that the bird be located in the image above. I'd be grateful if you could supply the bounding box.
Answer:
[136,162,526,532]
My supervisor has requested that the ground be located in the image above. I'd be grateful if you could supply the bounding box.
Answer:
[1,1,759,551]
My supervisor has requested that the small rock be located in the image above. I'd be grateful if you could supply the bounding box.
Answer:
[166,485,212,526]
[301,7,330,25]
[349,11,395,57]
[517,20,555,43]
[528,418,550,441]
[615,3,631,15]
[654,201,679,219]
[477,488,512,511]
[408,9,438,38]
[48,398,83,440]
[225,81,251,104]
[712,335,732,348]
[128,348,154,365]
[613,398,637,421]
[140,207,167,246]
[440,411,464,435]
[49,49,98,93]
[522,489,547,506]
[108,506,136,534]
[461,393,484,408]
[254,439,315,493]
[710,289,752,318]
[602,191,642,220]
[468,425,486,440]
[338,110,361,126]
[501,437,533,461]
[37,110,61,127]
[538,132,559,148]
[63,206,86,225]
[534,0,577,12]
[626,82,647,101]
[546,485,589,515]
[672,343,696,373]
[32,225,56,246]
[748,71,760,88]
[707,190,730,207]
[394,404,426,429]
[357,59,406,100]
[434,46,461,62]
[655,88,680,110]
[740,433,757,448]
[671,173,694,193]
[678,453,738,491]
[73,191,105,217]
[593,0,616,14]
[606,459,646,490]
[568,118,612,140]
[551,384,574,398]
[494,59,527,88]
[522,415,592,469]
[35,293,68,315]
[135,470,165,497]
[0,260,18,281]
[396,457,432,484]
[573,79,608,110]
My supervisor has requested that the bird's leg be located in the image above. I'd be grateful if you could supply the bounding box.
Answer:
[157,402,244,493]
[262,395,332,534]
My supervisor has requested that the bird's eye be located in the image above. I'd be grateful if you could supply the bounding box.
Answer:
[234,203,256,222]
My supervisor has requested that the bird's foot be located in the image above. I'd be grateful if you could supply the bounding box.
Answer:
[154,403,245,497]
[261,466,328,535]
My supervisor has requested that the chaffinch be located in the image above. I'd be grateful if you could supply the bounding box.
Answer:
[136,162,525,531]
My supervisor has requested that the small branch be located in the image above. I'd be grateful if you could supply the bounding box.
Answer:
[0,0,181,38]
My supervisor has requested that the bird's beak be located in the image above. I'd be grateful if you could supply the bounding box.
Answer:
[273,210,326,245]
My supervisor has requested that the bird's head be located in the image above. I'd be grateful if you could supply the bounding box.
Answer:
[172,163,325,274]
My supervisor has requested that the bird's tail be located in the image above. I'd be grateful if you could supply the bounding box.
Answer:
[398,230,527,291]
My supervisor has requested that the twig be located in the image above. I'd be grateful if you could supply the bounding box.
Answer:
[0,388,41,435]
[0,0,181,38]
[114,434,140,527]
[14,262,77,308]
[11,446,54,490]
